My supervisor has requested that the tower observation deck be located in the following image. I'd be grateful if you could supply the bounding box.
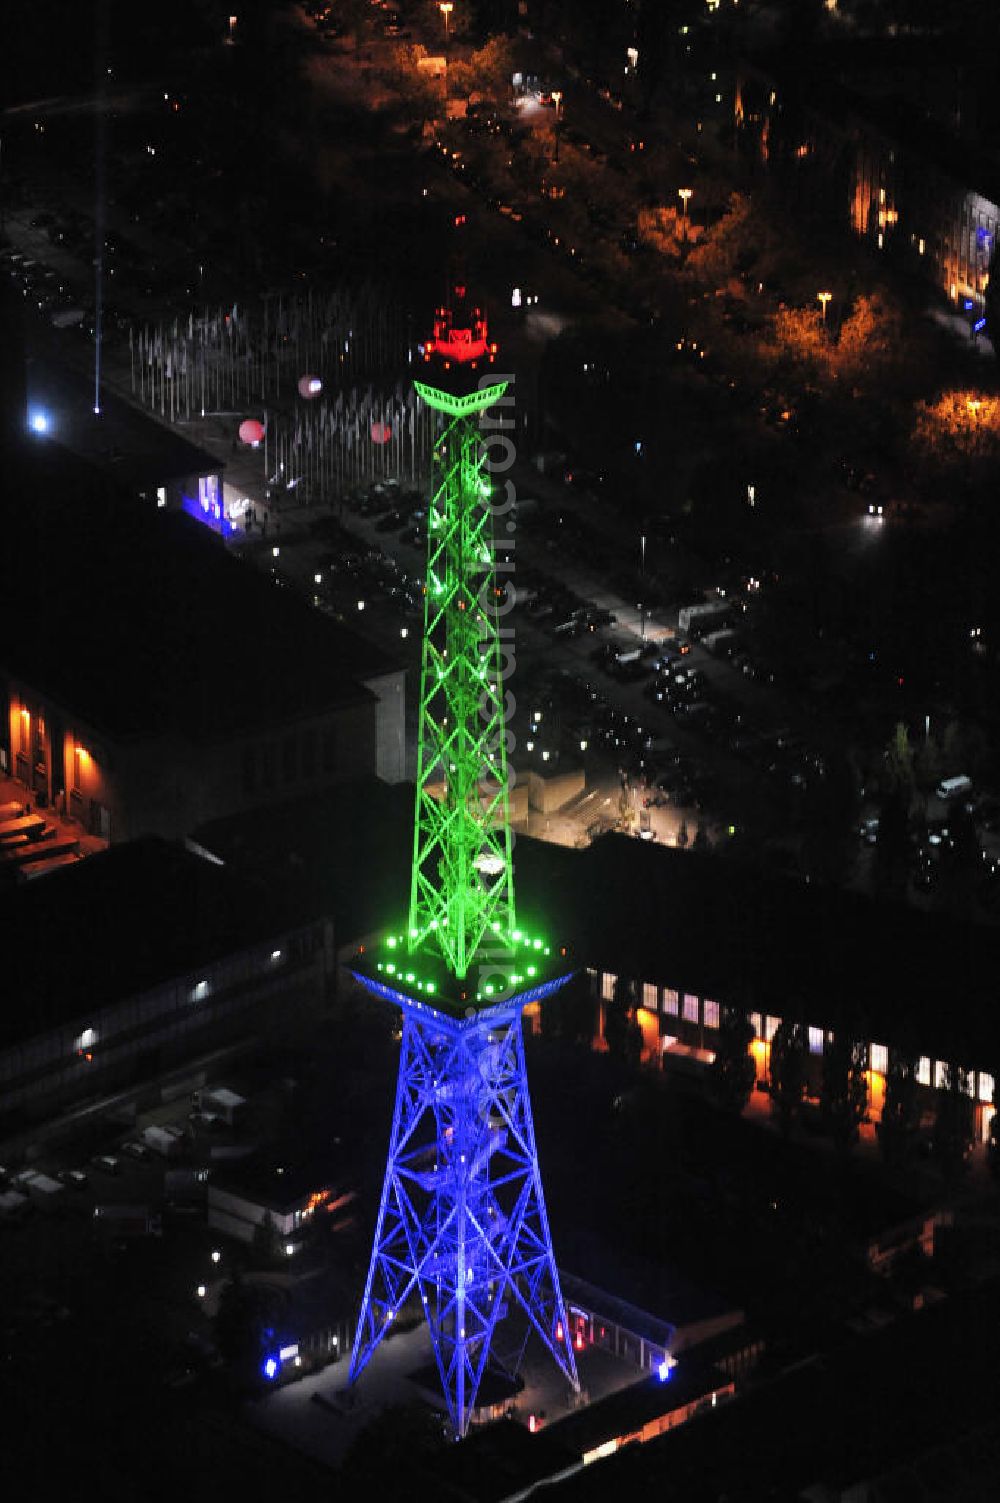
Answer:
[348,285,580,1436]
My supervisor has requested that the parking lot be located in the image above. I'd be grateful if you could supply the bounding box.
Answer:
[228,464,801,853]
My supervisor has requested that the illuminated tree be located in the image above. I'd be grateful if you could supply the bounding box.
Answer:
[883,721,915,796]
[770,306,826,371]
[450,34,517,102]
[388,48,445,129]
[913,391,1000,465]
[605,975,642,1069]
[708,1007,756,1114]
[833,292,901,384]
[821,1029,869,1151]
[933,1063,974,1185]
[637,204,699,258]
[684,192,779,289]
[878,1048,920,1170]
[769,1020,807,1135]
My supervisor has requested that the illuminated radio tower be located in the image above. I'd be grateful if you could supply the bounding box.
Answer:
[348,285,580,1436]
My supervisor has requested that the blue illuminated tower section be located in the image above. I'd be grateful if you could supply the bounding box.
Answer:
[348,286,580,1437]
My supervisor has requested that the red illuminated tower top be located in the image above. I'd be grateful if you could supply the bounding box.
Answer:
[420,282,498,396]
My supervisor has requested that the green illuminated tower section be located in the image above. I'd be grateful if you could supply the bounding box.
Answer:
[409,369,514,980]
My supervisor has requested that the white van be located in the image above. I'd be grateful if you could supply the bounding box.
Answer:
[936,775,972,802]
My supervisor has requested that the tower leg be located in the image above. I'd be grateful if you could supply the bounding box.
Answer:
[349,1003,578,1436]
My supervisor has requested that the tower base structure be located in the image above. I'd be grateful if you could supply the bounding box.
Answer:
[348,964,580,1437]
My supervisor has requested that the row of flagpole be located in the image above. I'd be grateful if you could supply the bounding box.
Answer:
[127,286,440,498]
[129,284,409,422]
[261,385,438,501]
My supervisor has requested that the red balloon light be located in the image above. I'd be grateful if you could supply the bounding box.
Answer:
[371,420,392,445]
[239,419,265,446]
[298,375,323,400]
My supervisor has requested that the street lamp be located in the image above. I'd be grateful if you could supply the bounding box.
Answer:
[817,290,832,323]
[678,187,693,240]
[439,2,454,99]
[551,89,563,163]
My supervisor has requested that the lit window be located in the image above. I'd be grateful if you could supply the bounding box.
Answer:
[917,1057,931,1086]
[870,1044,888,1076]
[642,983,658,1011]
[73,1027,98,1052]
[663,989,679,1017]
[764,1015,780,1043]
[683,994,699,1024]
[156,486,167,508]
[601,972,616,1002]
[704,999,720,1030]
[808,1027,824,1056]
[980,1073,994,1105]
[750,1012,762,1039]
[934,1061,948,1090]
[191,980,210,1002]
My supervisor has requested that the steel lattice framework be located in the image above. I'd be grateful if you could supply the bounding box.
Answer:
[408,377,515,979]
[348,997,579,1437]
[348,292,578,1437]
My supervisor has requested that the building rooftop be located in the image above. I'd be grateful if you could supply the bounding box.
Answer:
[210,1154,353,1214]
[26,352,224,493]
[540,1279,1000,1501]
[515,834,1000,1067]
[199,784,1000,1066]
[0,445,388,742]
[195,778,414,940]
[0,835,293,1047]
[544,1357,727,1463]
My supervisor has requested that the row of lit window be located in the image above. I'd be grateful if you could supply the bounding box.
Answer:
[599,973,995,1105]
[747,1014,993,1103]
[602,975,720,1031]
